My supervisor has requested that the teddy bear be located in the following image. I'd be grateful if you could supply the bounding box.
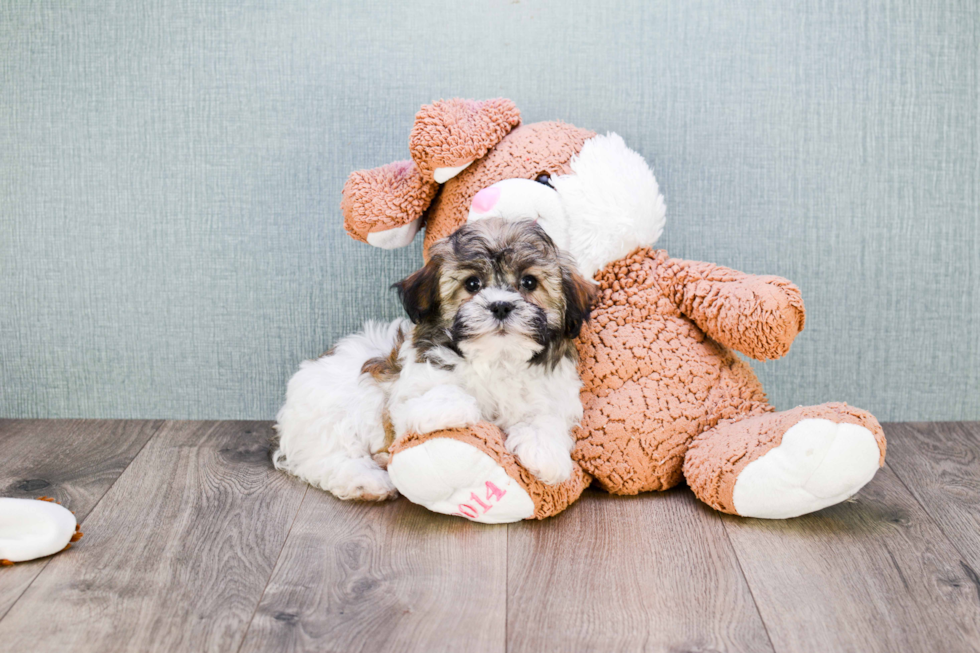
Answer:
[340,98,886,524]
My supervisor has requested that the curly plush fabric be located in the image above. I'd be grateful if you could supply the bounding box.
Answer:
[421,121,595,255]
[341,160,438,242]
[409,98,522,181]
[574,248,786,494]
[390,423,591,520]
[342,98,887,522]
[682,403,886,514]
[662,258,806,361]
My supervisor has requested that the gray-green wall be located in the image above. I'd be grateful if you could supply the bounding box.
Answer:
[2,0,977,420]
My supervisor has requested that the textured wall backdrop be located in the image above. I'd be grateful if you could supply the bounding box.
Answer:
[1,0,977,420]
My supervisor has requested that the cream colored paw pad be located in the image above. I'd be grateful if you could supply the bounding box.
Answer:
[732,419,881,519]
[388,438,534,524]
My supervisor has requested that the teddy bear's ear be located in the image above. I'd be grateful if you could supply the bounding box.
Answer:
[341,160,439,249]
[409,98,521,184]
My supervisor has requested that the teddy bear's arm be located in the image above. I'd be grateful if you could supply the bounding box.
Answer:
[341,160,438,248]
[660,257,806,361]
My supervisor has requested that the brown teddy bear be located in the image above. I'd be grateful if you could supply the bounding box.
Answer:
[341,98,886,523]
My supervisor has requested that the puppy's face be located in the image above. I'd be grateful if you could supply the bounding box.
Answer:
[395,218,596,367]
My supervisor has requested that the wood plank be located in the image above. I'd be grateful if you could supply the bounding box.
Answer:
[885,422,980,569]
[0,421,307,652]
[238,491,507,653]
[506,489,774,653]
[0,419,162,620]
[724,464,980,653]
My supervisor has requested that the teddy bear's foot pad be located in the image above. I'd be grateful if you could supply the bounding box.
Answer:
[388,438,535,524]
[0,497,79,563]
[732,418,881,519]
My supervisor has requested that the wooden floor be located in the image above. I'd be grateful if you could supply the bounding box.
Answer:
[0,421,978,652]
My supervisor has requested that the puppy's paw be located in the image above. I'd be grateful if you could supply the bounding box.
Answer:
[519,445,575,486]
[331,467,398,502]
[326,457,398,502]
[506,424,575,486]
[400,385,482,435]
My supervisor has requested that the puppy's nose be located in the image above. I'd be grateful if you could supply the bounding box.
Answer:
[489,301,514,320]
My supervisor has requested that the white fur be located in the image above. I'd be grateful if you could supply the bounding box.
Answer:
[467,133,666,279]
[274,315,583,500]
[554,133,666,278]
[273,319,409,500]
[392,330,583,487]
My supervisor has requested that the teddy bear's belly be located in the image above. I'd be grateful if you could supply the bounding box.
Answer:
[573,312,770,495]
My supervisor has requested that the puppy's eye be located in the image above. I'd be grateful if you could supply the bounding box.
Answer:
[464,276,482,293]
[520,275,538,292]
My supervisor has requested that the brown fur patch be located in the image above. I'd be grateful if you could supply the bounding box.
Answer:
[560,261,598,339]
[360,329,406,383]
[374,407,396,468]
[361,331,406,465]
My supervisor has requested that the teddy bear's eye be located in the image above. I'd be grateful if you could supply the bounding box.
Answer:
[534,174,552,188]
[464,276,482,293]
[520,275,538,292]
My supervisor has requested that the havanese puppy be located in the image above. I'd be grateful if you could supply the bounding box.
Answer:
[273,218,596,501]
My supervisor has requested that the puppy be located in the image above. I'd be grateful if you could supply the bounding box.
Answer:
[273,218,596,501]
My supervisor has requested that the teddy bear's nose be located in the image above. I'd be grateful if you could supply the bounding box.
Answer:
[471,187,501,213]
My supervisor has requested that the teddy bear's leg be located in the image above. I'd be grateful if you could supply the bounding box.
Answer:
[683,403,886,518]
[387,423,591,523]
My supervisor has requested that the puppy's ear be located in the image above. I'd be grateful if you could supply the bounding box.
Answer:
[561,263,597,339]
[393,257,442,324]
